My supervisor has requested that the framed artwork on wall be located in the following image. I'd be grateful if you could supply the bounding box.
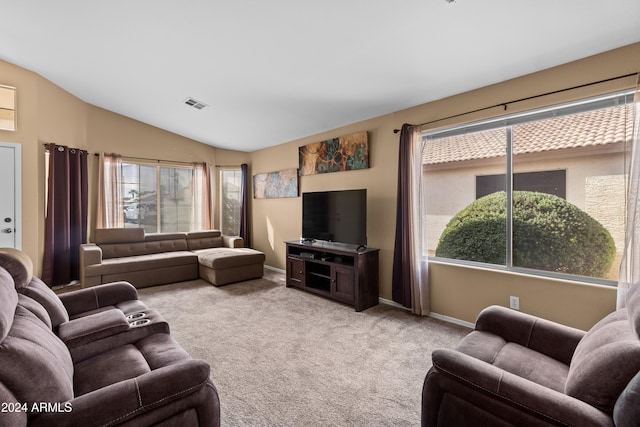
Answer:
[298,131,369,176]
[253,168,299,199]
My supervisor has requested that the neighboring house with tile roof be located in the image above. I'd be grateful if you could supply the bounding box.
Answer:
[423,104,633,278]
[423,104,632,166]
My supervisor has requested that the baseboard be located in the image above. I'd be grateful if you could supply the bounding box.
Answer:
[378,297,411,311]
[379,297,475,329]
[264,265,285,274]
[427,312,475,329]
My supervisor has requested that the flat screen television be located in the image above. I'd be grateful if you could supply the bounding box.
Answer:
[302,189,367,248]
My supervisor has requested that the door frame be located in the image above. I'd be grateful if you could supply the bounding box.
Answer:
[0,142,22,249]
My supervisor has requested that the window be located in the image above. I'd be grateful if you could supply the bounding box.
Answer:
[220,169,241,236]
[476,170,566,199]
[122,161,194,233]
[0,85,16,131]
[424,91,633,284]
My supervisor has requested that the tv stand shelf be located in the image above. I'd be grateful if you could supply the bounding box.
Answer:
[285,241,379,311]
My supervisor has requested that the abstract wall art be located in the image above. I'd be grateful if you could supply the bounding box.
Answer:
[253,168,299,199]
[298,131,369,176]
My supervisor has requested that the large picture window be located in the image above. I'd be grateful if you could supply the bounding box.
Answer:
[121,161,194,233]
[424,91,634,284]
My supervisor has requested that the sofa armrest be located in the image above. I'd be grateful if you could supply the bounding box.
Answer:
[427,349,612,427]
[79,244,103,287]
[30,360,218,427]
[475,305,585,365]
[223,235,244,248]
[59,281,139,317]
[80,243,102,267]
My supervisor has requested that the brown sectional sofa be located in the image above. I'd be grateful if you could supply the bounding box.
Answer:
[80,228,265,288]
[0,248,220,427]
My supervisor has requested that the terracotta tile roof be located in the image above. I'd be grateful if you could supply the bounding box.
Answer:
[423,104,633,165]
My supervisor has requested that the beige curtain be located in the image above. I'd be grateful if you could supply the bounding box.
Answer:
[392,124,430,315]
[191,162,212,231]
[618,78,640,308]
[97,153,124,229]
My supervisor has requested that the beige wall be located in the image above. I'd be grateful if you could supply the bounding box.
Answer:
[2,42,639,330]
[0,61,42,272]
[248,42,640,330]
[0,59,233,276]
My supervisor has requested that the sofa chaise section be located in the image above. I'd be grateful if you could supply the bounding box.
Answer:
[197,247,266,286]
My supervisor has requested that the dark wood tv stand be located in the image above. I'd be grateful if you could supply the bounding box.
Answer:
[285,241,379,311]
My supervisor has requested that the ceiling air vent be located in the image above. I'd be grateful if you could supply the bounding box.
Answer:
[184,97,208,110]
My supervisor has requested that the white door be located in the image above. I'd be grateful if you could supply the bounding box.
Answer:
[0,143,21,249]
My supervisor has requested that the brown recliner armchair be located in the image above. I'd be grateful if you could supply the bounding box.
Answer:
[0,250,220,427]
[423,285,640,427]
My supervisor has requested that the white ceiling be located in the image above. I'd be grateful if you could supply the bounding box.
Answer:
[1,1,639,152]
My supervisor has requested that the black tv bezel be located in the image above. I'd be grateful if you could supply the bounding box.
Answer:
[301,189,367,249]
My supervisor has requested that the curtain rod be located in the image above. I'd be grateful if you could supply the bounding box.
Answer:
[215,164,241,168]
[43,145,202,166]
[393,72,639,133]
[119,155,196,166]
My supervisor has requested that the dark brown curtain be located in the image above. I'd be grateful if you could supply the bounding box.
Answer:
[239,163,250,247]
[42,144,88,287]
[392,124,414,308]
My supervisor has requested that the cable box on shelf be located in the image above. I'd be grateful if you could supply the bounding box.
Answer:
[300,252,316,259]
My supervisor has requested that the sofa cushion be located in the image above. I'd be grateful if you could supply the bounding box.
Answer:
[74,344,152,396]
[96,251,198,275]
[0,248,33,287]
[100,239,190,259]
[455,330,568,392]
[146,232,187,242]
[565,309,640,413]
[95,227,145,244]
[198,248,265,270]
[18,277,69,328]
[17,293,53,329]
[187,230,223,250]
[135,333,192,370]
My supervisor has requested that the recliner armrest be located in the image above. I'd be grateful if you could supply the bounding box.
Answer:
[428,349,612,427]
[475,305,585,365]
[59,281,139,317]
[29,359,219,427]
[57,309,130,348]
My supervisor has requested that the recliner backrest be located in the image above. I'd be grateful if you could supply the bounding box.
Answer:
[17,277,69,329]
[0,267,74,408]
[565,284,640,414]
[0,249,69,329]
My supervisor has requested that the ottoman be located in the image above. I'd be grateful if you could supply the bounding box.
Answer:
[197,248,265,286]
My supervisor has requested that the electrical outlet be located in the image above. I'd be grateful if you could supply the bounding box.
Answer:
[509,296,520,310]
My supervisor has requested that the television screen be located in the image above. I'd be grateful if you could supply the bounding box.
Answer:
[302,189,367,247]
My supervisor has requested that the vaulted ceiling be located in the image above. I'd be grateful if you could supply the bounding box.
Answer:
[1,1,639,152]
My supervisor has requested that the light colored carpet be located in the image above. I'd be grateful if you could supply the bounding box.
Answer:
[137,269,470,426]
